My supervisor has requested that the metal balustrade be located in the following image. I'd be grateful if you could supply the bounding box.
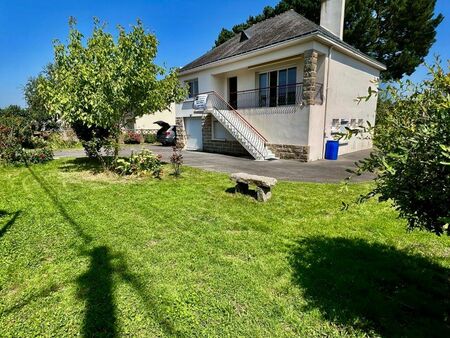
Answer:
[229,82,323,110]
[205,92,275,160]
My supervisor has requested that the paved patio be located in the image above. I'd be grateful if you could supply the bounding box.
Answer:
[54,145,374,183]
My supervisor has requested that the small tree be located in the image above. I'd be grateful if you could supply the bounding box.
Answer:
[40,17,186,162]
[344,61,450,236]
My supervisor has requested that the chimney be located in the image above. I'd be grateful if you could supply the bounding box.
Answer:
[320,0,346,40]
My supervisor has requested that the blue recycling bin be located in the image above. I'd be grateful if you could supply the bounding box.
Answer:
[325,140,339,160]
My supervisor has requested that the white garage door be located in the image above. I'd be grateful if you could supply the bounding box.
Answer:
[184,117,203,150]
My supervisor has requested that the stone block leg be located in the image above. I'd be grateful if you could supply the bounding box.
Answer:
[235,182,249,194]
[256,186,272,202]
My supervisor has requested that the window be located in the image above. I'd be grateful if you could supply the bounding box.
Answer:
[258,67,297,107]
[212,118,233,141]
[258,73,268,107]
[185,79,199,99]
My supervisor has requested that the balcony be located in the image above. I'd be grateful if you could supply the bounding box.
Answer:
[230,83,323,110]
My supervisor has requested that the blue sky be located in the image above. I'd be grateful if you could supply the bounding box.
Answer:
[0,0,449,107]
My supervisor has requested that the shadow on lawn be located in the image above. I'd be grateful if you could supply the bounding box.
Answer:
[225,187,258,200]
[26,165,92,243]
[0,210,21,238]
[27,165,178,336]
[77,246,177,337]
[78,246,117,337]
[289,237,450,337]
[58,157,105,174]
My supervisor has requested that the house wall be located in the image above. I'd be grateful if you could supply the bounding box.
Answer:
[177,47,319,149]
[134,103,176,129]
[178,40,318,96]
[324,49,380,156]
[239,105,309,145]
[176,39,381,161]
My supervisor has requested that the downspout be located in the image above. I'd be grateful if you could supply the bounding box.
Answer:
[322,45,334,159]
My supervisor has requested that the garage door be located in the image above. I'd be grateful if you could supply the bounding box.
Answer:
[184,117,203,150]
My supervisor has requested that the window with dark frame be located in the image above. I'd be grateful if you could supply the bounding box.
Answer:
[258,67,297,107]
[185,79,199,99]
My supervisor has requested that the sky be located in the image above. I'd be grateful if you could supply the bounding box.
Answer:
[0,0,449,107]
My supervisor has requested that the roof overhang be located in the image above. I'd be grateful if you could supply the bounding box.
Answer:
[179,31,386,76]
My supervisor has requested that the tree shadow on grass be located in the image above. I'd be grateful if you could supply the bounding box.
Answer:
[58,157,106,174]
[0,210,21,238]
[26,166,179,336]
[289,236,450,337]
[26,165,92,243]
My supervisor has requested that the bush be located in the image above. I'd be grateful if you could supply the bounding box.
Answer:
[123,131,142,144]
[28,135,49,149]
[23,148,54,164]
[170,147,183,177]
[0,114,33,148]
[47,132,81,150]
[144,133,157,144]
[0,124,24,164]
[115,149,162,176]
[345,62,450,235]
[0,123,53,165]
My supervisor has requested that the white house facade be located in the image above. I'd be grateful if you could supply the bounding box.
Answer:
[174,0,385,161]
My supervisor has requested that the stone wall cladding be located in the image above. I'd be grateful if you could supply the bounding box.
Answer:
[202,114,250,157]
[267,144,310,162]
[175,117,186,149]
[303,49,318,106]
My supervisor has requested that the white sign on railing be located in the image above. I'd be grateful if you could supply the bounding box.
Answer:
[193,94,208,111]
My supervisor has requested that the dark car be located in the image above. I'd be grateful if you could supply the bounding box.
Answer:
[154,121,177,146]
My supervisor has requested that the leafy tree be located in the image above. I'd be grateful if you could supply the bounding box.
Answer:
[214,0,443,80]
[344,61,450,235]
[39,17,187,161]
[24,72,58,131]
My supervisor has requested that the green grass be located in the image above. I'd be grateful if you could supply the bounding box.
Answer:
[0,159,449,337]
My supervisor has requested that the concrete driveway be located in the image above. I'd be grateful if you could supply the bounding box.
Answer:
[54,145,374,183]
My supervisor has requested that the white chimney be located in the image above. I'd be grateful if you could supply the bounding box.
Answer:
[320,0,346,40]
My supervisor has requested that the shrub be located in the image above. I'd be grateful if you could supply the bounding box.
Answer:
[123,131,143,144]
[0,114,33,147]
[28,135,49,149]
[170,147,183,177]
[47,132,81,150]
[115,149,162,176]
[344,62,450,235]
[0,124,24,164]
[144,133,157,144]
[23,148,54,164]
[0,123,53,165]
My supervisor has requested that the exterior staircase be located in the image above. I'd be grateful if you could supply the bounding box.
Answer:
[197,92,277,161]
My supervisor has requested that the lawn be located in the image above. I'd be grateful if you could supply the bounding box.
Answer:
[0,159,449,337]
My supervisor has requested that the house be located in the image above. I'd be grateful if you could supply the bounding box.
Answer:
[175,0,386,161]
[129,103,176,131]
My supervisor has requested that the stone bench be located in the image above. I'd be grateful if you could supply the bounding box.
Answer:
[230,173,277,202]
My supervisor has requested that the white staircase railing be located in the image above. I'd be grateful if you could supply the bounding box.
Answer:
[196,92,277,161]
